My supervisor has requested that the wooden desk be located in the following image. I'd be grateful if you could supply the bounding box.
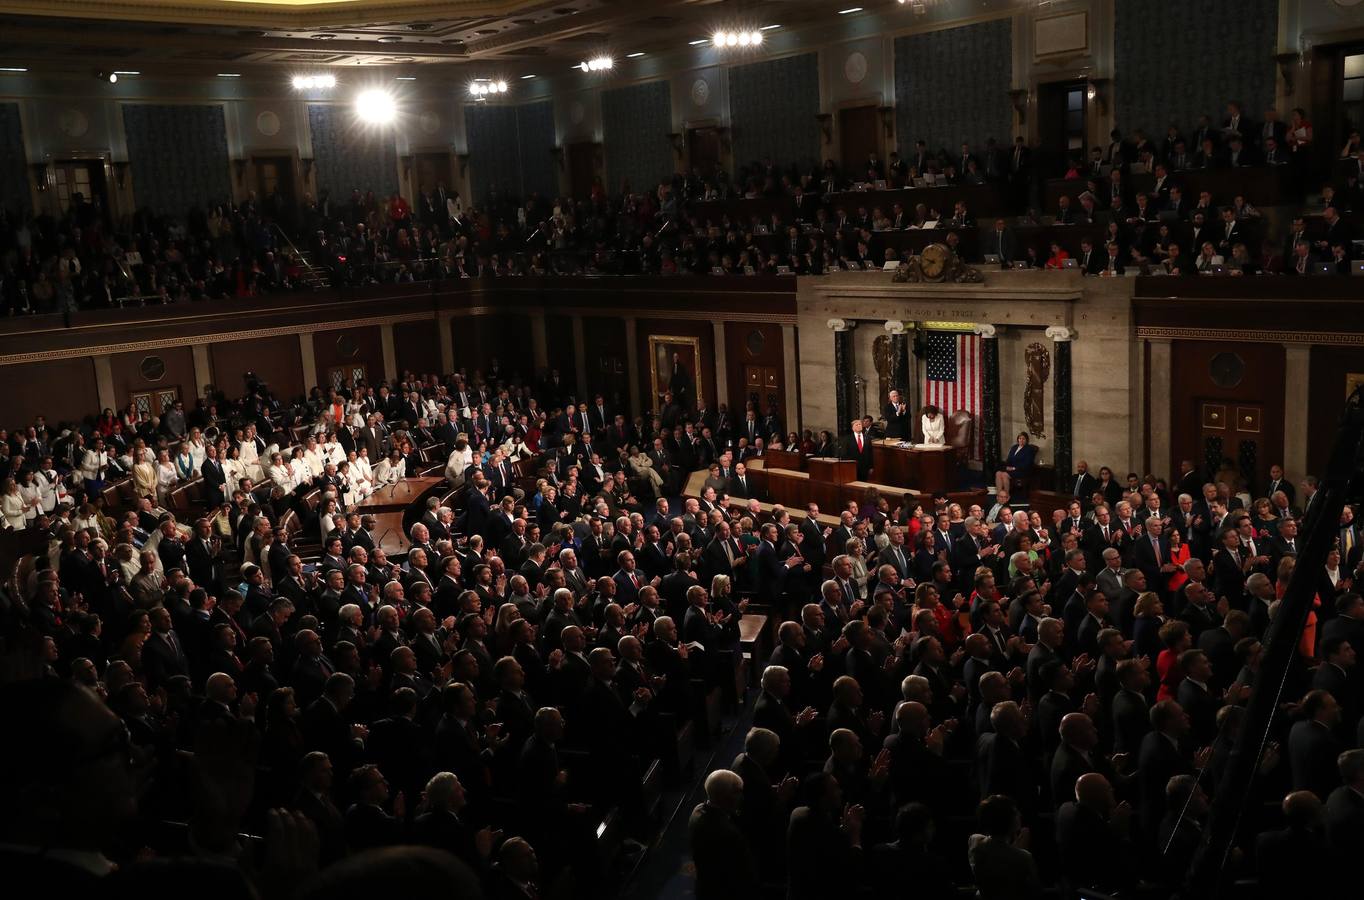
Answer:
[764,468,811,510]
[370,512,411,558]
[763,448,804,472]
[353,476,445,514]
[807,458,855,483]
[738,613,770,686]
[871,441,955,495]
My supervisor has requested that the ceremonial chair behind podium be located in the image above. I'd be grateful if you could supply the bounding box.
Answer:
[946,411,975,464]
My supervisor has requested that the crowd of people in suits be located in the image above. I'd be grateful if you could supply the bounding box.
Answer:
[687,444,1364,898]
[0,356,842,898]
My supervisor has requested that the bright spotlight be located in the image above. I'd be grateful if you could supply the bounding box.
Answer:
[293,74,337,90]
[751,30,764,45]
[579,55,613,72]
[355,88,396,124]
[495,80,507,92]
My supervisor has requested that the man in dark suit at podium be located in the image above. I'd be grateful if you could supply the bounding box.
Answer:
[842,419,874,480]
[883,389,910,440]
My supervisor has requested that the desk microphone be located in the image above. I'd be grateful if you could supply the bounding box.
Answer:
[376,527,392,548]
[390,479,400,498]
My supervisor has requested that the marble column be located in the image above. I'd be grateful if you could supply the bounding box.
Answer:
[1147,339,1172,479]
[782,324,800,434]
[380,323,398,383]
[438,314,455,375]
[624,316,640,416]
[191,344,213,399]
[1283,343,1310,482]
[93,354,116,413]
[298,333,317,391]
[571,316,589,403]
[1047,325,1074,491]
[829,319,855,434]
[976,324,1002,476]
[530,313,549,372]
[712,320,730,409]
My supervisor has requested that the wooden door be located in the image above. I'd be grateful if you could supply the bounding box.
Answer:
[744,365,781,412]
[566,142,597,200]
[328,365,368,394]
[131,386,180,418]
[1197,400,1267,492]
[414,151,453,195]
[53,160,107,217]
[687,127,722,179]
[838,106,880,181]
[253,156,296,227]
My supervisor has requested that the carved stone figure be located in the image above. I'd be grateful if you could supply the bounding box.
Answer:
[1025,342,1051,436]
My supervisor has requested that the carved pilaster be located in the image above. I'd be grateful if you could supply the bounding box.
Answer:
[829,319,856,435]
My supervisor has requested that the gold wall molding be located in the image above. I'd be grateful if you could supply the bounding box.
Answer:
[1136,326,1364,347]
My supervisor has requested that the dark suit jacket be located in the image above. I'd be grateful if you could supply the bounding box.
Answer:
[841,432,874,480]
[1289,719,1342,800]
[1055,800,1136,894]
[689,801,756,900]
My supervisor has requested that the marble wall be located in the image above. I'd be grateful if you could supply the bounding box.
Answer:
[796,271,1137,476]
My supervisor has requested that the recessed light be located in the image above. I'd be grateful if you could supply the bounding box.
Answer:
[0,67,27,72]
[217,73,241,78]
[688,38,708,45]
[310,33,337,40]
[626,51,645,58]
[838,7,863,13]
[520,73,537,79]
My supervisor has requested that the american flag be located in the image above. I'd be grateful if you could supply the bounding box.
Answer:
[923,330,982,458]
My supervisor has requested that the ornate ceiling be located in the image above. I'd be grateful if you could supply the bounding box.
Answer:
[0,0,848,78]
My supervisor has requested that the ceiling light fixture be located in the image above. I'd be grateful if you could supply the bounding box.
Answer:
[520,73,537,79]
[0,67,28,72]
[838,7,863,14]
[291,74,337,90]
[217,73,241,78]
[760,24,780,31]
[354,88,396,124]
[710,30,764,48]
[688,39,708,45]
[468,79,508,96]
[626,51,645,58]
[394,75,417,81]
[96,70,117,83]
[113,70,140,76]
[578,55,613,72]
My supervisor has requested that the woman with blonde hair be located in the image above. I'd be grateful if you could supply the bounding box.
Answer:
[493,602,523,655]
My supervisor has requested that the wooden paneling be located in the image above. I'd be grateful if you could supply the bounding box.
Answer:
[394,320,441,379]
[583,317,628,410]
[1308,346,1361,477]
[1169,340,1284,493]
[209,335,304,401]
[0,357,98,428]
[724,321,785,417]
[635,318,715,415]
[109,346,196,411]
[313,325,383,390]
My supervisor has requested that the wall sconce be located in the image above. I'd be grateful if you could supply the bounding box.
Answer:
[1274,52,1301,94]
[1007,89,1029,125]
[31,162,52,192]
[1088,78,1110,117]
[550,146,565,171]
[876,106,895,138]
[667,132,684,159]
[112,161,130,190]
[814,113,833,143]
